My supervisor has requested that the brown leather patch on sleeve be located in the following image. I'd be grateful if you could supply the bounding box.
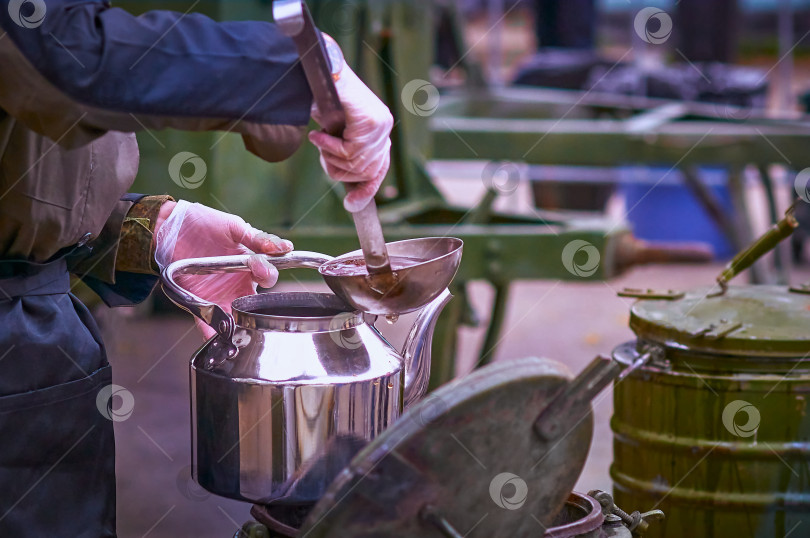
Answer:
[116,195,174,274]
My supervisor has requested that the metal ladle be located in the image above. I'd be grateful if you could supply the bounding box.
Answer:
[320,237,463,315]
[275,0,393,284]
[273,0,463,315]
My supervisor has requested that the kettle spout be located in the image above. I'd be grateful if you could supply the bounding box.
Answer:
[401,289,453,407]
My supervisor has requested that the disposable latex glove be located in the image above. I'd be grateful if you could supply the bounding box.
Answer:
[309,62,394,213]
[154,200,293,339]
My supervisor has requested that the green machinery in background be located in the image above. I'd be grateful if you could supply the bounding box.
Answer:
[117,0,808,389]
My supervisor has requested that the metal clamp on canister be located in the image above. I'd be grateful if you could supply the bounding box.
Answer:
[589,489,665,537]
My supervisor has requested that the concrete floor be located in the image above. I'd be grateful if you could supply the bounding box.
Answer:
[103,260,810,537]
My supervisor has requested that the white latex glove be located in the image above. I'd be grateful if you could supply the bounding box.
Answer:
[154,200,293,339]
[308,63,394,213]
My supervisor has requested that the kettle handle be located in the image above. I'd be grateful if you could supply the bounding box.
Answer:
[161,251,334,340]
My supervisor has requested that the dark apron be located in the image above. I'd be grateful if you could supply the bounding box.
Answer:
[0,254,116,537]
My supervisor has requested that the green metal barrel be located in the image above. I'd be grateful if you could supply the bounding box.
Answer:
[611,285,810,538]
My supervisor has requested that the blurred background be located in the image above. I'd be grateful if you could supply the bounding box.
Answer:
[96,1,810,535]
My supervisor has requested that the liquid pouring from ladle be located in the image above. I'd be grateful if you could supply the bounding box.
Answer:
[274,0,396,294]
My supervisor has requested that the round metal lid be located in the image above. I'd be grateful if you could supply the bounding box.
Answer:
[630,285,810,357]
[297,357,592,537]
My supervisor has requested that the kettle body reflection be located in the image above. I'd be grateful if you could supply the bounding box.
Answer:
[189,289,452,504]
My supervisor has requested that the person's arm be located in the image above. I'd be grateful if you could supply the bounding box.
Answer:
[0,0,312,159]
[69,194,294,312]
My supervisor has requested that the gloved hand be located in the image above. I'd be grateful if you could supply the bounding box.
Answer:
[154,200,293,339]
[309,61,394,213]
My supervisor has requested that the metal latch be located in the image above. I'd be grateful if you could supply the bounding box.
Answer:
[687,319,744,340]
[618,288,685,300]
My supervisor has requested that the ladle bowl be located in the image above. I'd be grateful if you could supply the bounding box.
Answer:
[320,237,463,316]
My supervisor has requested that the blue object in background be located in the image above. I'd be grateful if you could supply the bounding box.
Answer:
[601,0,810,12]
[618,166,736,259]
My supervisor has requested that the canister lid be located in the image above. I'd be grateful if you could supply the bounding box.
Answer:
[298,357,592,537]
[630,285,810,357]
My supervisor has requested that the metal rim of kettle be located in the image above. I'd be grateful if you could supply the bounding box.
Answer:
[231,291,365,332]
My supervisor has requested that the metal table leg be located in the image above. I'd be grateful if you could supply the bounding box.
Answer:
[758,164,792,284]
[478,282,510,367]
[728,165,769,283]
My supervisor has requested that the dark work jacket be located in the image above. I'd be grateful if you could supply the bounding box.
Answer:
[0,0,313,304]
[0,3,314,536]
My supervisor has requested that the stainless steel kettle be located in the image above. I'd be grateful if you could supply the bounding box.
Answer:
[161,251,453,504]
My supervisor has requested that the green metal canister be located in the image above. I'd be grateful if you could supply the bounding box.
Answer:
[611,285,810,538]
